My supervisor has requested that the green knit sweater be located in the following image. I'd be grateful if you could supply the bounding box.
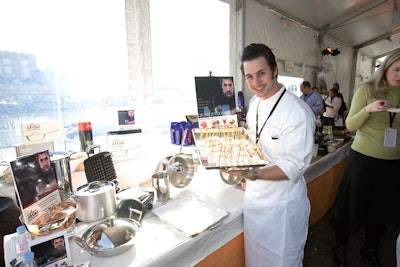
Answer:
[346,84,400,160]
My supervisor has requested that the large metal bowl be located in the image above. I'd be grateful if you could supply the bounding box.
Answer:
[21,201,77,236]
[74,217,140,257]
[167,153,196,188]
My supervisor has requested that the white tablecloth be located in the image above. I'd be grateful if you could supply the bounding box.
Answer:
[304,140,352,183]
[4,168,244,267]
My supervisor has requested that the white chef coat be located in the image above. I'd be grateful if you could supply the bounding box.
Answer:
[396,233,400,267]
[244,87,315,267]
[323,96,342,118]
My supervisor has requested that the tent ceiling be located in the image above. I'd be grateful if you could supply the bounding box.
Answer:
[256,0,400,58]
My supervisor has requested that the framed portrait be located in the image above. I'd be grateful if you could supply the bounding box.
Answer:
[29,230,71,267]
[194,76,236,118]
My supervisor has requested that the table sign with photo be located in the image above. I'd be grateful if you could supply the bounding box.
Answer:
[29,230,72,267]
[10,150,62,226]
[195,76,237,118]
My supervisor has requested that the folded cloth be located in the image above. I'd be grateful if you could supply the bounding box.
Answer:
[152,194,229,236]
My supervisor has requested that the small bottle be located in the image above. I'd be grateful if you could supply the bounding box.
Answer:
[14,225,31,262]
[20,251,38,267]
[237,91,245,110]
[184,122,193,146]
[170,122,177,144]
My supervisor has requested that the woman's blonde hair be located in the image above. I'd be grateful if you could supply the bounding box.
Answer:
[363,48,400,98]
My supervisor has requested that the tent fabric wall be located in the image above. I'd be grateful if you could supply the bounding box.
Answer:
[242,0,354,105]
[124,0,361,110]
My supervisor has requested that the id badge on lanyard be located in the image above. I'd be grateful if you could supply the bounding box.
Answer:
[384,111,397,147]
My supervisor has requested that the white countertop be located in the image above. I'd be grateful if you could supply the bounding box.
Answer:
[2,140,352,266]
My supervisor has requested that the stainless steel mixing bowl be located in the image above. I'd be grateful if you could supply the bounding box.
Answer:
[167,153,196,188]
[74,217,141,257]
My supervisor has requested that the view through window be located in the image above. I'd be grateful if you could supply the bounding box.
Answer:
[150,0,230,133]
[0,0,129,159]
[0,0,231,160]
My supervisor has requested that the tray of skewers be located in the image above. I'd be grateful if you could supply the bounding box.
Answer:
[192,127,268,169]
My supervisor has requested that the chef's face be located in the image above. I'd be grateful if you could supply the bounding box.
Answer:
[38,152,51,172]
[386,59,400,87]
[243,56,278,100]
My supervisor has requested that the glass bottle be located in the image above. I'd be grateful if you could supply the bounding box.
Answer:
[237,91,245,111]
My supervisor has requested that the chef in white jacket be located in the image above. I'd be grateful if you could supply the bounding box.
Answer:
[225,43,315,266]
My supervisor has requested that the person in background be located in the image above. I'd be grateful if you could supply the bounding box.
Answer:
[330,48,400,267]
[333,82,346,105]
[321,88,342,126]
[211,77,236,115]
[333,82,342,97]
[312,86,320,94]
[224,43,315,266]
[333,82,348,124]
[300,81,325,117]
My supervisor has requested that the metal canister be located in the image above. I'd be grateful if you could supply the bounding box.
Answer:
[78,122,93,153]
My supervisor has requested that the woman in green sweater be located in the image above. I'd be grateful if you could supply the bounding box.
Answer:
[331,48,400,267]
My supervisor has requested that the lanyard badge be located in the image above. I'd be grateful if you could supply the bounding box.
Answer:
[384,110,398,147]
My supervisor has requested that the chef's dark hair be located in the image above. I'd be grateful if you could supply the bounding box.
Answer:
[240,43,278,79]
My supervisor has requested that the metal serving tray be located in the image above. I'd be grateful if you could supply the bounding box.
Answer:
[192,127,268,169]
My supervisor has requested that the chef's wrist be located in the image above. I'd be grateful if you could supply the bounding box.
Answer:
[247,169,258,181]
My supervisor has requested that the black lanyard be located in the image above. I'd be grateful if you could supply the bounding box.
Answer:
[388,99,400,128]
[255,89,286,144]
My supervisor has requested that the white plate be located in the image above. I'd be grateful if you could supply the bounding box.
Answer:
[387,108,400,113]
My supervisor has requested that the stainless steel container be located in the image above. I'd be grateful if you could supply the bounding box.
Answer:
[75,181,117,222]
[152,171,170,203]
[50,151,73,200]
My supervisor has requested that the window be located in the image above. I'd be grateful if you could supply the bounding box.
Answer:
[0,0,129,159]
[0,0,232,160]
[150,0,231,133]
[279,75,303,97]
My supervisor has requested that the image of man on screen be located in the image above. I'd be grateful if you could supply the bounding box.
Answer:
[119,110,135,125]
[211,77,236,115]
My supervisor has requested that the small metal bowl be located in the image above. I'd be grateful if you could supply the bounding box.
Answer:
[74,217,140,257]
[219,170,242,185]
[21,201,77,236]
[167,154,196,188]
